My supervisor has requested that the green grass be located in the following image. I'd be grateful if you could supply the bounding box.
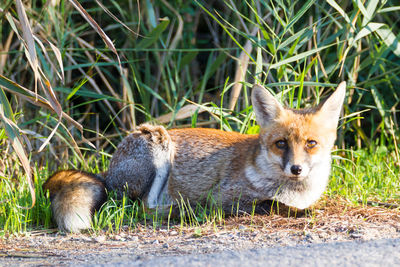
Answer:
[329,147,400,204]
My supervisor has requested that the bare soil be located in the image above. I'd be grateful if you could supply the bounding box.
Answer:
[1,198,400,265]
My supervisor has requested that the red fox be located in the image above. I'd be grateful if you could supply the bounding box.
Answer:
[43,82,346,232]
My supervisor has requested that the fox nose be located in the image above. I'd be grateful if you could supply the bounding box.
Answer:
[290,165,302,175]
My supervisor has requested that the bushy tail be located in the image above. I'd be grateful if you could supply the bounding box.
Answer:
[43,170,107,232]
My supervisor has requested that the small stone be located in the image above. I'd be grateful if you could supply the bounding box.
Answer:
[350,233,363,239]
[113,235,124,241]
[79,236,92,242]
[169,230,178,236]
[152,239,159,244]
[238,225,247,230]
[163,243,169,249]
[129,236,139,242]
[93,236,106,243]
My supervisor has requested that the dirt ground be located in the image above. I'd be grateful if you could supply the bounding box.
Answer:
[1,198,400,265]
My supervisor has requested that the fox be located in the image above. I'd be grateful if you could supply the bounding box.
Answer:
[43,82,346,232]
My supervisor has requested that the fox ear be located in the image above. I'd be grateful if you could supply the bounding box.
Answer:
[318,81,346,127]
[251,84,284,127]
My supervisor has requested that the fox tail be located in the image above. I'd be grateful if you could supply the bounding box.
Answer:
[43,170,107,232]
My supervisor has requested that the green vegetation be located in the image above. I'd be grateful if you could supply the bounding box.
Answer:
[329,148,400,204]
[0,0,399,233]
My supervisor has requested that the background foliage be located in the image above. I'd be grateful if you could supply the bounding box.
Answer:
[0,0,399,231]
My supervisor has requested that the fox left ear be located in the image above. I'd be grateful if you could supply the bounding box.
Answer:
[318,81,346,127]
[251,84,284,127]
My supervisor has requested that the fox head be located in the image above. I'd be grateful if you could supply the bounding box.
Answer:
[251,82,346,182]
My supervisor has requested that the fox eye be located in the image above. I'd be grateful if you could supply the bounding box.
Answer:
[275,139,287,149]
[306,140,317,148]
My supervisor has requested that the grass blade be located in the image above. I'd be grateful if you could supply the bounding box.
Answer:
[326,0,351,25]
[15,0,39,94]
[269,42,337,69]
[0,74,83,136]
[94,0,140,37]
[376,28,400,57]
[0,88,35,209]
[69,0,122,70]
[136,18,170,49]
[284,0,316,34]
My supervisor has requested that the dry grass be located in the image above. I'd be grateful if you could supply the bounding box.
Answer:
[176,196,400,236]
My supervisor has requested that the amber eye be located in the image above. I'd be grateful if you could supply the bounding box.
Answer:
[306,140,317,148]
[275,140,288,149]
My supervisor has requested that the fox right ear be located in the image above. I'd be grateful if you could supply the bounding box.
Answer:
[317,81,346,128]
[251,84,284,127]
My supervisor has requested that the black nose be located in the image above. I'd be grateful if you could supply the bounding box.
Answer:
[290,165,302,175]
